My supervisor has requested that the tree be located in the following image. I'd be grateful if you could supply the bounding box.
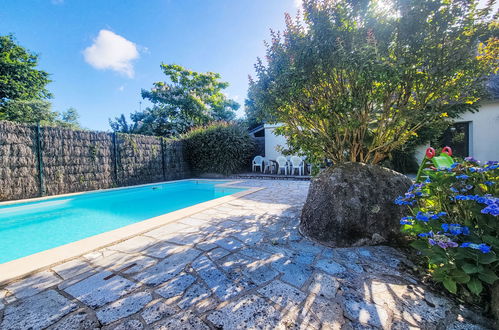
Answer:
[56,107,81,129]
[0,35,51,104]
[0,99,56,123]
[110,64,239,136]
[244,81,264,130]
[247,0,498,166]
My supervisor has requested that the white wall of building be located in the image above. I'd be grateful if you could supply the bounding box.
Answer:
[264,124,288,160]
[457,101,499,162]
[415,101,499,163]
[263,101,499,164]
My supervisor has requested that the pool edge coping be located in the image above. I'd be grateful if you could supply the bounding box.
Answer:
[0,179,262,286]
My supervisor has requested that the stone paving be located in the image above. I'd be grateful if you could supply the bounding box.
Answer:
[0,180,494,329]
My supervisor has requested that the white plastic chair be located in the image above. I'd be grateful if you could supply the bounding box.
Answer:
[262,157,273,174]
[252,156,265,172]
[276,156,289,175]
[290,156,304,175]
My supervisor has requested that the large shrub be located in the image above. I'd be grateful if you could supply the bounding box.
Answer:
[183,122,254,175]
[247,0,498,166]
[396,154,499,299]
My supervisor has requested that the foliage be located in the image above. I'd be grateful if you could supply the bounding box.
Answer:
[183,122,255,175]
[396,154,499,298]
[109,114,139,133]
[0,99,56,123]
[488,74,499,100]
[0,34,51,103]
[247,0,498,166]
[110,64,239,137]
[0,34,80,128]
[56,107,81,129]
[244,86,264,130]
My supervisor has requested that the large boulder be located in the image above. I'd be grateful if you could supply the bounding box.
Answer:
[491,283,499,322]
[300,162,412,247]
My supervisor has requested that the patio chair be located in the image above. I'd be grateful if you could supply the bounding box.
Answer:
[276,156,289,175]
[290,156,304,175]
[262,157,274,174]
[252,156,265,172]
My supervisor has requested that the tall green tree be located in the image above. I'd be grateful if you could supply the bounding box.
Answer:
[110,64,239,136]
[0,34,51,102]
[0,34,82,128]
[247,0,498,165]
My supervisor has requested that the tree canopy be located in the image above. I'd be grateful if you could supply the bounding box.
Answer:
[0,34,81,127]
[247,0,498,165]
[0,34,52,103]
[110,64,239,136]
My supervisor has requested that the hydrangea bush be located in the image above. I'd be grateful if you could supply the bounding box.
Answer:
[396,151,499,296]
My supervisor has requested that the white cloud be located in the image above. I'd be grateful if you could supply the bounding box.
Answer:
[118,85,125,92]
[83,30,139,78]
[294,0,303,8]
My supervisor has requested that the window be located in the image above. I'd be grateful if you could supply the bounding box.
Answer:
[439,122,470,158]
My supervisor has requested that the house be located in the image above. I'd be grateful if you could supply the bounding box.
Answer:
[249,123,289,160]
[250,100,499,164]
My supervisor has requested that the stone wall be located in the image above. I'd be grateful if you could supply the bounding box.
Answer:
[0,121,39,201]
[0,121,191,201]
[42,127,115,196]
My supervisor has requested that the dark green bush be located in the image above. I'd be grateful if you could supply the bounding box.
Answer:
[183,122,255,175]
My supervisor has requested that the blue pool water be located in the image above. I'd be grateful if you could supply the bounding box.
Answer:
[0,180,244,264]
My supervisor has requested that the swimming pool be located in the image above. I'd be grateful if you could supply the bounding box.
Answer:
[0,180,245,264]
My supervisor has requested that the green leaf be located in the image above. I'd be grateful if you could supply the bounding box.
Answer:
[410,240,428,251]
[478,253,498,265]
[450,270,470,284]
[478,269,499,285]
[483,235,499,249]
[443,278,457,294]
[461,263,483,274]
[467,278,483,295]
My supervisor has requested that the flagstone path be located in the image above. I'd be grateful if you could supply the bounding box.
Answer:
[0,180,493,329]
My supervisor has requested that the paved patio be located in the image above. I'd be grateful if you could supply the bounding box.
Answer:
[0,180,493,329]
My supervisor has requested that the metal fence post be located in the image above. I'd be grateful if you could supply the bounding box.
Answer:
[113,132,119,186]
[160,137,166,181]
[36,123,46,196]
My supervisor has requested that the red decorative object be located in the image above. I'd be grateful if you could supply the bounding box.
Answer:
[442,146,453,156]
[426,147,436,159]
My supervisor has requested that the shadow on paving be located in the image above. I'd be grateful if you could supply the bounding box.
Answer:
[0,182,494,329]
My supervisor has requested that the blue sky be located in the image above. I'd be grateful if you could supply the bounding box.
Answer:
[0,0,300,130]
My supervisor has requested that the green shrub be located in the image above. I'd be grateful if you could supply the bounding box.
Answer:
[183,122,255,175]
[396,154,499,299]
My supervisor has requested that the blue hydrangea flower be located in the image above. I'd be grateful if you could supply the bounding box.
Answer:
[456,174,469,180]
[461,242,492,253]
[484,181,495,186]
[400,216,414,225]
[441,223,470,235]
[465,156,478,163]
[416,211,430,222]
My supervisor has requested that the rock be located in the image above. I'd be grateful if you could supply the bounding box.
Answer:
[207,295,283,329]
[491,282,499,322]
[300,162,412,247]
[1,290,77,330]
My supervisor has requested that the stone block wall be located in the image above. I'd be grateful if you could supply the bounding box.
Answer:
[0,121,191,201]
[0,121,39,200]
[42,127,115,196]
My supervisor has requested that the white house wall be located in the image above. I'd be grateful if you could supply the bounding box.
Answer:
[264,124,288,160]
[415,101,499,163]
[457,101,499,162]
